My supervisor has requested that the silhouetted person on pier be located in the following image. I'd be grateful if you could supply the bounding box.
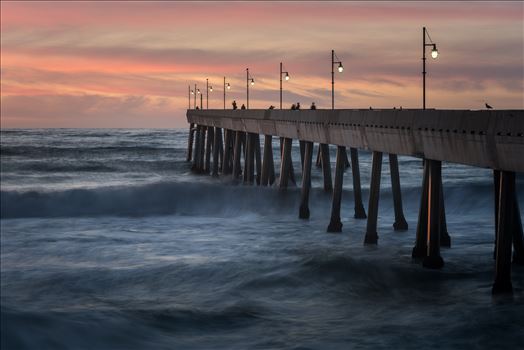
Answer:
[241,104,246,110]
[196,106,200,110]
[485,102,493,109]
[296,102,301,110]
[399,106,403,111]
[232,100,237,110]
[268,105,275,109]
[291,104,296,110]
[369,106,373,110]
[310,102,316,110]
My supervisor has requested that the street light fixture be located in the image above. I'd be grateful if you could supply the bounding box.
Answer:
[246,68,255,109]
[331,49,344,110]
[280,62,291,109]
[223,77,231,110]
[422,26,439,109]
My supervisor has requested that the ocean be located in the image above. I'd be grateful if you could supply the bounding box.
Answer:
[1,128,523,349]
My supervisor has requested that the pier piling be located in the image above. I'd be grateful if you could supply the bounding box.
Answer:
[327,146,346,232]
[187,123,195,162]
[279,138,292,188]
[320,144,333,191]
[389,154,408,230]
[204,127,214,174]
[492,171,516,294]
[350,148,367,219]
[212,127,221,177]
[192,125,201,171]
[222,129,232,175]
[261,135,273,186]
[422,160,444,269]
[364,151,383,244]
[245,132,255,184]
[439,185,451,247]
[232,131,242,180]
[255,134,262,185]
[299,141,313,219]
[413,160,430,258]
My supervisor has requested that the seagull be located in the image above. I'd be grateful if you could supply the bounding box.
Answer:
[485,102,493,109]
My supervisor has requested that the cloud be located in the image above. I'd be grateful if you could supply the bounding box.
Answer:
[1,94,180,128]
[1,1,522,127]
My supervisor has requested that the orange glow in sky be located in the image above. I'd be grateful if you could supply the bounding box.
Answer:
[1,1,522,128]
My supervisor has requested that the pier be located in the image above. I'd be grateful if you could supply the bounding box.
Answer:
[186,108,524,294]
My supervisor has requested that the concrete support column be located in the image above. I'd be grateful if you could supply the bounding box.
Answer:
[244,132,255,184]
[204,127,214,174]
[320,143,333,192]
[186,123,195,162]
[422,159,444,269]
[350,148,367,219]
[327,146,346,232]
[212,127,222,177]
[315,145,322,168]
[389,154,408,230]
[364,151,383,244]
[222,130,232,175]
[232,131,242,180]
[279,138,292,189]
[412,160,430,259]
[261,135,273,186]
[218,130,224,172]
[299,141,305,170]
[439,185,451,247]
[299,141,313,219]
[492,171,516,294]
[493,170,524,265]
[512,194,524,265]
[254,134,262,185]
[199,126,207,173]
[493,169,500,260]
[192,125,201,171]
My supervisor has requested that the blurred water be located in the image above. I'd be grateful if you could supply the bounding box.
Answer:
[1,129,523,349]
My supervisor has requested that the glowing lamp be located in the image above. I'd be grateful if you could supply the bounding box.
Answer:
[431,46,439,59]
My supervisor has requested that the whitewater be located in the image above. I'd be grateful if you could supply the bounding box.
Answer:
[1,128,523,349]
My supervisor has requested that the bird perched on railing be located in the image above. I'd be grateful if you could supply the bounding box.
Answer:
[485,102,493,109]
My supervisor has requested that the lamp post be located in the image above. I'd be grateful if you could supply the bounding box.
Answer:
[280,62,290,109]
[422,27,439,110]
[331,49,344,110]
[246,68,255,109]
[206,78,213,109]
[223,77,231,110]
[188,85,191,109]
[193,84,197,109]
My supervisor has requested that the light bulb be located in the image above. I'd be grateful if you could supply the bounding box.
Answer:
[227,83,231,90]
[285,73,290,81]
[338,63,344,73]
[209,87,213,92]
[431,48,438,59]
[250,79,255,86]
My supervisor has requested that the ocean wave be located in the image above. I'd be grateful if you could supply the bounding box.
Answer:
[1,146,178,157]
[1,180,515,219]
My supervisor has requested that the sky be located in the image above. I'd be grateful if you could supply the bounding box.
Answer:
[1,1,523,128]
